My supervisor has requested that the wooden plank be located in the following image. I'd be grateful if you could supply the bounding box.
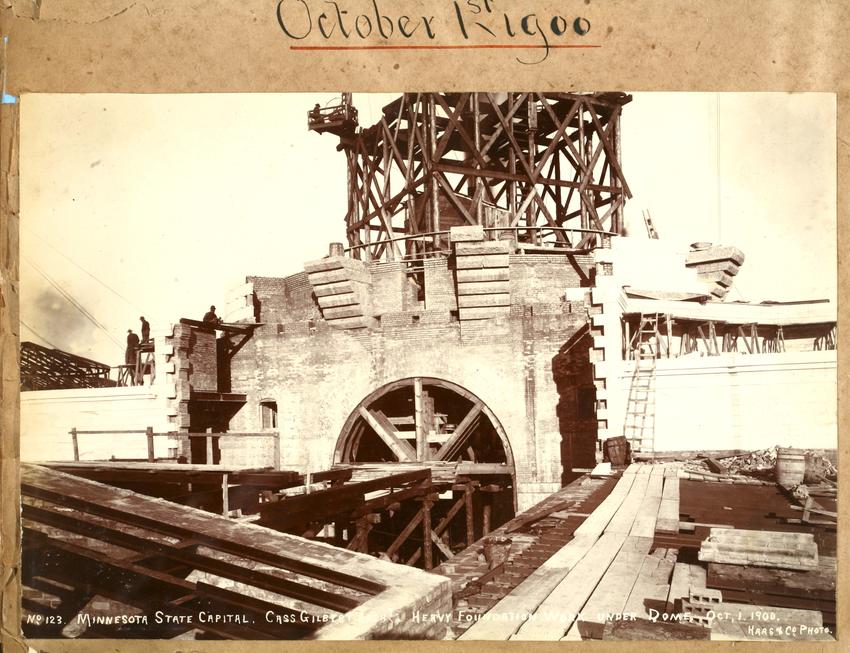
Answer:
[605,469,650,535]
[573,536,654,639]
[602,617,710,640]
[258,468,430,523]
[623,554,675,619]
[358,406,417,462]
[704,457,726,474]
[384,510,424,561]
[630,466,664,538]
[509,532,629,641]
[656,471,680,533]
[455,462,512,476]
[706,557,835,601]
[572,465,639,537]
[666,563,707,613]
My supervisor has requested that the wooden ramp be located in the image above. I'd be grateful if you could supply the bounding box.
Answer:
[461,463,675,641]
[459,464,641,640]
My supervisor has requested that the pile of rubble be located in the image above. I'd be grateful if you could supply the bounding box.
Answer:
[722,447,777,476]
[675,447,838,487]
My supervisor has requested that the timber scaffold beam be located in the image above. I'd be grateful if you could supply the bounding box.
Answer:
[258,467,502,571]
[329,92,632,262]
[21,464,386,640]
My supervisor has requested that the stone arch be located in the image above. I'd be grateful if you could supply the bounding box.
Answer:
[334,376,516,473]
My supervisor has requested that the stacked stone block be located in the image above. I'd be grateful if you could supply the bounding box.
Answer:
[451,226,512,321]
[685,245,745,300]
[304,256,375,329]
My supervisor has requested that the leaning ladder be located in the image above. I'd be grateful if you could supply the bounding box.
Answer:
[623,314,659,457]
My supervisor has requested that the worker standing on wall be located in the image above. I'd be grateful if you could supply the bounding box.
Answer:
[139,316,150,342]
[126,329,140,385]
[203,305,222,325]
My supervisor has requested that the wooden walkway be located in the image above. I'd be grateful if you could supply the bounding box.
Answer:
[458,462,833,641]
[460,463,686,640]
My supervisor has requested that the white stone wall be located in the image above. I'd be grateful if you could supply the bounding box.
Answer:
[21,386,176,462]
[610,351,837,451]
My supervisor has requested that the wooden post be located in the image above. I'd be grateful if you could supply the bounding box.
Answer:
[665,314,673,358]
[146,426,154,462]
[221,472,229,516]
[429,94,440,243]
[70,428,79,461]
[422,499,433,570]
[333,520,345,546]
[473,93,483,226]
[483,498,492,537]
[206,434,213,465]
[464,483,475,546]
[273,432,281,470]
[350,514,378,553]
[414,377,426,462]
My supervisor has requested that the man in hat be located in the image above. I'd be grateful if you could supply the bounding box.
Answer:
[126,329,140,385]
[203,305,222,325]
[139,316,150,342]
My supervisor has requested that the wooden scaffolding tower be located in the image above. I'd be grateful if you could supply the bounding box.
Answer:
[311,92,632,262]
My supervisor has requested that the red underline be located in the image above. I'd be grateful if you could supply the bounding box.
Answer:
[290,44,602,51]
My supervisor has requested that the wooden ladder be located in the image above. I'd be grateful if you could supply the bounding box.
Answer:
[623,314,659,457]
[643,210,659,239]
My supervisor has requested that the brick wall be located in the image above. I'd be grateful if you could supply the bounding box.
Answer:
[370,262,420,315]
[423,258,458,311]
[250,274,321,325]
[509,254,593,304]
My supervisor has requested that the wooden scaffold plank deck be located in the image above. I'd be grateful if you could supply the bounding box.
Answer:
[458,465,641,641]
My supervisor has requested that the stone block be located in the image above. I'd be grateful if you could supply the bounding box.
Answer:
[456,268,510,283]
[449,225,485,242]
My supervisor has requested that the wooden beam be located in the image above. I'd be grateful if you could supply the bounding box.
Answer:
[430,529,454,560]
[414,378,426,462]
[406,493,468,566]
[385,510,424,561]
[422,499,434,570]
[221,473,229,516]
[435,401,483,462]
[358,406,416,462]
[465,484,475,546]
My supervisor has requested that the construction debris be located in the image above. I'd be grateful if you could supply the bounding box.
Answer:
[590,462,613,477]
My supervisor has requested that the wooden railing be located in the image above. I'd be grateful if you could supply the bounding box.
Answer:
[68,428,280,467]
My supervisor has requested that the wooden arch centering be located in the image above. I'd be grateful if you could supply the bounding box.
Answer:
[333,377,516,473]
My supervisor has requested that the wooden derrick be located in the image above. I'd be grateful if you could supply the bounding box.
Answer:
[315,92,632,262]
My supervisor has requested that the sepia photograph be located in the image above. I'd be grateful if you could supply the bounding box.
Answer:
[17,90,837,642]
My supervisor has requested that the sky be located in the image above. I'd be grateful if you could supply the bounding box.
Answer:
[20,93,836,365]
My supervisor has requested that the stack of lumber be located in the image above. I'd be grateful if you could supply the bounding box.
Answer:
[698,528,818,571]
[706,557,836,626]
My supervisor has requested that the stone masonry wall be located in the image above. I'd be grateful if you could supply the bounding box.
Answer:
[229,254,594,512]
